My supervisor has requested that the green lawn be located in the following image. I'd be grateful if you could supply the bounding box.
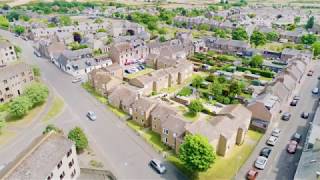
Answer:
[167,130,262,180]
[81,82,108,104]
[43,96,64,121]
[107,104,128,119]
[199,130,263,180]
[125,68,154,79]
[259,76,273,81]
[127,120,170,152]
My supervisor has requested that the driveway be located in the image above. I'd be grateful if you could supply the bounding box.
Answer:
[0,30,186,180]
[236,61,320,180]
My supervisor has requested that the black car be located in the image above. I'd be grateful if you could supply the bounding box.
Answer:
[301,112,309,119]
[260,147,272,158]
[290,100,298,106]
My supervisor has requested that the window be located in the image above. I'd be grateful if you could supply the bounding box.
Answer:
[71,169,76,178]
[67,149,72,157]
[163,128,169,135]
[5,87,9,91]
[163,137,168,143]
[57,160,62,169]
[60,171,65,180]
[3,80,7,84]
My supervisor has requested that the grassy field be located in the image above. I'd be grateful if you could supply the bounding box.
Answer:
[43,96,64,122]
[125,68,154,79]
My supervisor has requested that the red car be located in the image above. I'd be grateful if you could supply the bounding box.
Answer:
[247,169,258,180]
[287,140,298,154]
[307,70,314,76]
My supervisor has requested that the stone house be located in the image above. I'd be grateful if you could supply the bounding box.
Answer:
[131,97,157,127]
[108,85,139,114]
[247,101,272,133]
[0,41,17,66]
[88,69,122,96]
[204,37,250,55]
[150,103,178,135]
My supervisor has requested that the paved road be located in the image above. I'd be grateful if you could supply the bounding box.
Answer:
[0,30,186,180]
[236,61,320,180]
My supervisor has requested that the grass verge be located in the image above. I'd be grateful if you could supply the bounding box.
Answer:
[0,130,16,145]
[43,96,64,121]
[82,82,108,104]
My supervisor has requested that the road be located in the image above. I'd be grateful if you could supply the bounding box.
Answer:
[0,30,186,180]
[236,61,320,180]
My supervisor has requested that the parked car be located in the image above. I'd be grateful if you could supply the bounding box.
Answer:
[72,77,82,83]
[301,112,309,119]
[125,69,132,74]
[282,112,291,121]
[290,100,298,106]
[86,111,97,121]
[254,156,268,170]
[34,51,41,57]
[149,159,166,174]
[318,76,320,80]
[287,140,298,154]
[271,128,281,137]
[307,70,314,76]
[260,147,272,158]
[293,95,300,100]
[312,88,319,94]
[267,136,278,146]
[139,65,145,70]
[292,133,302,143]
[246,169,258,180]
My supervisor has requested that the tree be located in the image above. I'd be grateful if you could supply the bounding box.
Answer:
[43,124,63,134]
[305,16,314,29]
[191,75,204,88]
[0,16,9,29]
[312,41,320,56]
[179,134,215,172]
[286,24,296,31]
[266,31,279,41]
[32,66,41,77]
[209,80,223,97]
[229,80,244,96]
[213,28,227,38]
[23,83,49,107]
[250,30,267,47]
[59,15,72,26]
[159,35,166,42]
[188,100,204,114]
[6,11,20,22]
[232,27,248,40]
[294,16,301,24]
[13,25,25,35]
[9,96,32,118]
[250,55,264,67]
[301,34,317,45]
[68,127,88,152]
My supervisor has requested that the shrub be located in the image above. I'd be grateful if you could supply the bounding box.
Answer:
[23,83,49,107]
[236,66,275,78]
[9,96,32,118]
[178,87,192,96]
[68,127,88,153]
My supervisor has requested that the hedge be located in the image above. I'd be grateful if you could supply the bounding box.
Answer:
[236,66,275,78]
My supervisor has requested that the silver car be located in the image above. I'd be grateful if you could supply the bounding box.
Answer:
[86,111,97,121]
[255,156,268,170]
[149,159,166,174]
[271,128,281,137]
[267,136,278,146]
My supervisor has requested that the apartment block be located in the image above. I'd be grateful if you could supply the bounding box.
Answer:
[0,41,17,66]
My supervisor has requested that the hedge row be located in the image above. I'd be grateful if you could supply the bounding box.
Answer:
[236,66,275,78]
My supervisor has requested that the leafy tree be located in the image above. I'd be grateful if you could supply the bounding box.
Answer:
[209,80,223,96]
[213,28,227,38]
[178,87,192,96]
[188,100,204,114]
[13,25,25,35]
[68,127,88,152]
[32,66,41,77]
[59,15,72,26]
[294,16,300,24]
[305,16,314,29]
[0,16,9,29]
[158,27,167,35]
[250,55,264,67]
[312,41,320,56]
[9,96,32,118]
[250,30,267,47]
[286,24,296,31]
[266,31,279,41]
[229,80,245,96]
[23,83,49,107]
[301,34,317,45]
[179,134,215,172]
[232,27,248,40]
[159,36,166,42]
[43,124,63,134]
[20,15,30,22]
[191,75,204,88]
[6,11,20,22]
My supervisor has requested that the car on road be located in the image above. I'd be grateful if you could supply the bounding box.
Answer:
[72,77,82,83]
[312,88,319,94]
[246,169,258,180]
[149,159,166,174]
[282,112,291,121]
[260,147,272,158]
[290,99,298,106]
[301,112,309,119]
[293,95,300,100]
[254,156,268,170]
[271,128,281,137]
[287,140,298,154]
[292,133,302,143]
[266,136,278,146]
[318,76,320,80]
[86,111,97,121]
[307,70,314,76]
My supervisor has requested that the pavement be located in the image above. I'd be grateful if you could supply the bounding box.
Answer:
[0,30,186,180]
[236,60,320,180]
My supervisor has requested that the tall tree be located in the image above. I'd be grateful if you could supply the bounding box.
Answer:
[191,75,204,88]
[232,27,248,40]
[305,16,315,29]
[250,55,264,67]
[23,83,49,107]
[188,100,204,114]
[250,30,267,47]
[179,134,216,172]
[266,31,279,41]
[68,127,88,152]
[9,96,32,118]
[301,34,317,45]
[13,25,25,35]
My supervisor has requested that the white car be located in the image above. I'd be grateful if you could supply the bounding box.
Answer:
[72,77,82,83]
[271,128,281,137]
[255,156,268,170]
[86,111,97,121]
[267,136,278,146]
[312,88,319,94]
